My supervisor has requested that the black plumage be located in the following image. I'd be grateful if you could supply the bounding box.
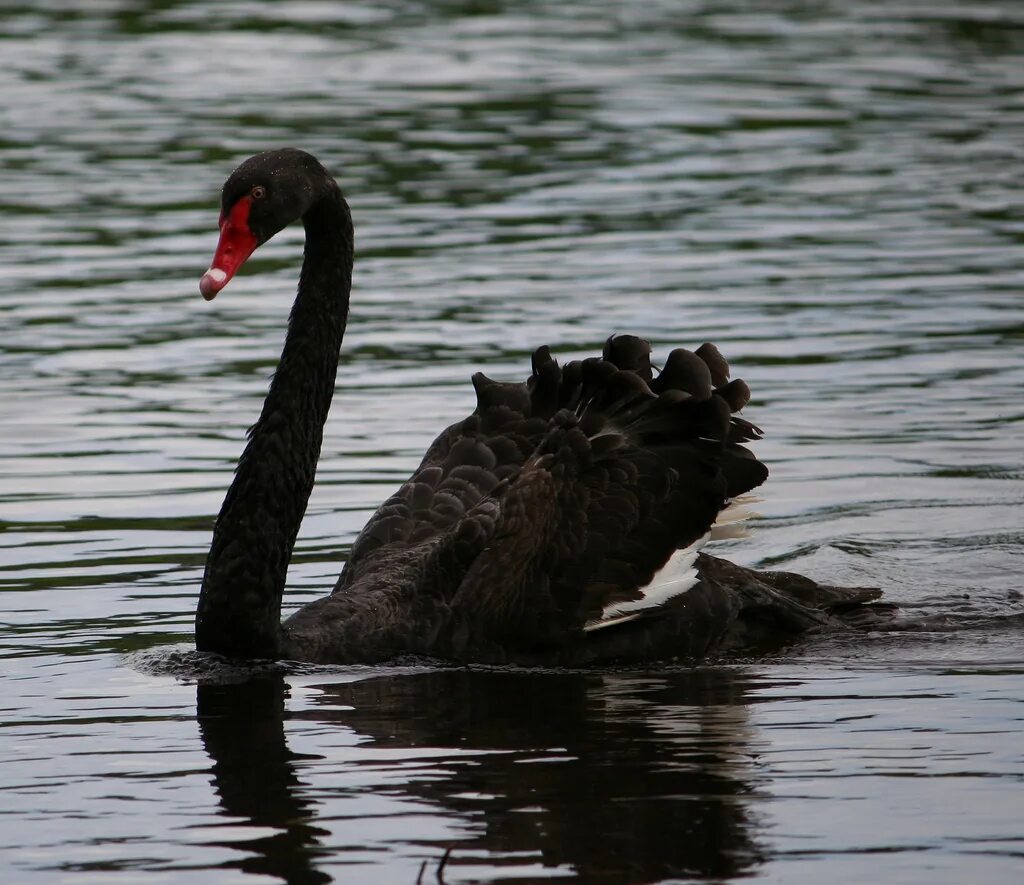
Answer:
[194,149,887,665]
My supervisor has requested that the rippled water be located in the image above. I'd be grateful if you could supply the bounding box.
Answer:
[2,1,1023,882]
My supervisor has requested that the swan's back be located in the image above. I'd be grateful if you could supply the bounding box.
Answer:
[284,336,772,662]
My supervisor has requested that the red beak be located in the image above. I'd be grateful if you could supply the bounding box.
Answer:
[200,196,259,300]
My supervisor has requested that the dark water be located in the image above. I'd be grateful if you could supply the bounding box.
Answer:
[2,1,1024,881]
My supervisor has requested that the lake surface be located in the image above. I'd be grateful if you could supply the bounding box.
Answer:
[2,1,1023,882]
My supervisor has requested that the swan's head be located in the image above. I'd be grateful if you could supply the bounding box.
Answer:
[199,148,332,300]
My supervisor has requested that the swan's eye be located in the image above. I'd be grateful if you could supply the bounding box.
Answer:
[251,185,267,200]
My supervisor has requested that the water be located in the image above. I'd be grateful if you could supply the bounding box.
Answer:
[2,0,1023,881]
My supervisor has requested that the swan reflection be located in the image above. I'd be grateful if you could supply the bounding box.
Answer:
[197,667,766,882]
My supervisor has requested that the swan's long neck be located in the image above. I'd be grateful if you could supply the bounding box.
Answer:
[196,188,354,658]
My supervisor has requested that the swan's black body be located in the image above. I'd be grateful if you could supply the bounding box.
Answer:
[195,149,883,665]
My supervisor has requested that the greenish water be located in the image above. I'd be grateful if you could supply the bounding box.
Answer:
[2,1,1023,882]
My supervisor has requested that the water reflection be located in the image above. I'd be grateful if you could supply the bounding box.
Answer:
[198,668,765,882]
[197,679,331,885]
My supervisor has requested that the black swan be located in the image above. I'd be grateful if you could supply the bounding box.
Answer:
[195,148,883,665]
